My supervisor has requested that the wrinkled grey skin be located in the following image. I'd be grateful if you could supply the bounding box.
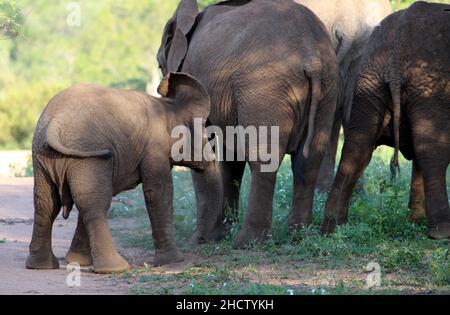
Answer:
[295,0,393,191]
[26,72,223,273]
[158,0,339,248]
[321,2,450,239]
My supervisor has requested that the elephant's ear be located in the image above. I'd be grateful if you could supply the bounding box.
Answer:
[158,72,210,121]
[158,0,199,75]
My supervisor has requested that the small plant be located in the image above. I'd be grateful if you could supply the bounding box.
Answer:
[430,248,450,285]
[377,241,424,272]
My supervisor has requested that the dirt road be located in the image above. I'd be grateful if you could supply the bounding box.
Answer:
[0,178,131,295]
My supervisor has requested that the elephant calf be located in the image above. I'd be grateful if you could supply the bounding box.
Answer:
[321,2,450,239]
[26,72,223,273]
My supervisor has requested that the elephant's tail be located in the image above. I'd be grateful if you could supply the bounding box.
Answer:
[46,122,112,158]
[388,79,401,179]
[386,50,402,179]
[303,70,322,159]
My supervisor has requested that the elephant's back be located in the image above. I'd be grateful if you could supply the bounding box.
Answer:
[183,0,338,141]
[33,84,150,157]
[186,0,334,72]
[364,2,450,98]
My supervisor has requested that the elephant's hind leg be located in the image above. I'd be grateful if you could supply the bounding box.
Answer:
[66,215,93,266]
[411,104,450,239]
[26,166,60,270]
[408,161,426,224]
[417,159,450,239]
[315,115,341,192]
[68,161,129,273]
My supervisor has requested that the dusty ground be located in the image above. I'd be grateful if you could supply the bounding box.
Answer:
[1,177,448,295]
[0,178,132,295]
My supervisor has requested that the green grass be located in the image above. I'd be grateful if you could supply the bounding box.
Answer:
[110,145,450,295]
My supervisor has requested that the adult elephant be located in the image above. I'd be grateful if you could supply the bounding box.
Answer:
[158,0,339,247]
[294,0,392,191]
[321,2,450,239]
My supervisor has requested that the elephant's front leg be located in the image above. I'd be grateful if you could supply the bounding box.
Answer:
[408,161,425,223]
[66,215,93,266]
[233,165,278,249]
[141,156,183,266]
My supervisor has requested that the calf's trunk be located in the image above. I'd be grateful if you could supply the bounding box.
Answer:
[192,160,224,243]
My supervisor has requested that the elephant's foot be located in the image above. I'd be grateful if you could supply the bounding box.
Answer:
[427,222,450,240]
[233,226,271,249]
[93,252,130,274]
[26,251,59,270]
[191,224,227,244]
[66,250,93,267]
[153,248,184,266]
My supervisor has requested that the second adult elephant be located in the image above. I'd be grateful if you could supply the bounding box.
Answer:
[321,2,450,239]
[294,0,392,191]
[158,0,339,247]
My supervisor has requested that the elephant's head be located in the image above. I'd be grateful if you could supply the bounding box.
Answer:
[157,0,199,76]
[157,0,253,76]
[158,71,210,168]
[158,72,224,242]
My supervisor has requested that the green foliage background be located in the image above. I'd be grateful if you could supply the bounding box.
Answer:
[0,0,448,149]
[0,0,217,149]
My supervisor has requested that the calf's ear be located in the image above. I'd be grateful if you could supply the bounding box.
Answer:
[158,72,211,122]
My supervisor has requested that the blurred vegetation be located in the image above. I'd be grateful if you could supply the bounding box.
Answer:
[0,0,23,38]
[0,0,448,149]
[0,0,218,149]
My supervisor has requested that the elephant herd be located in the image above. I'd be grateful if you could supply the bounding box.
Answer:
[26,0,449,274]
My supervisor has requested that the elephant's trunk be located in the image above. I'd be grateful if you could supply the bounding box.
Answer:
[192,160,224,243]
